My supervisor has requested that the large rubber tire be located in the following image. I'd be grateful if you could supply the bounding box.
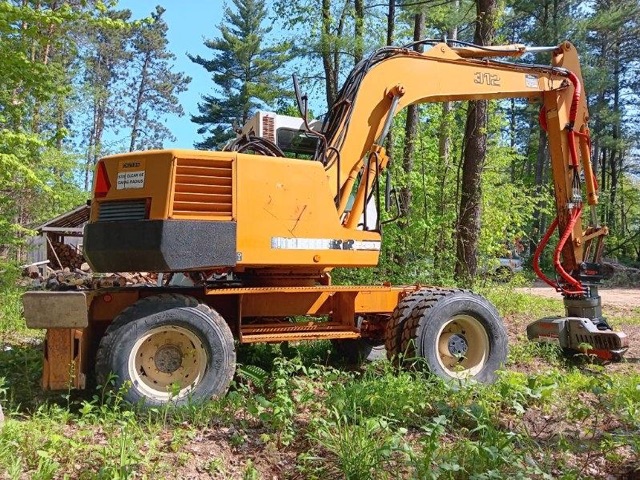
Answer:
[95,295,235,406]
[385,289,457,358]
[95,294,199,387]
[396,289,507,383]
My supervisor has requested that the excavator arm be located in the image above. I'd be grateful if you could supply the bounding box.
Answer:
[316,40,626,359]
[322,42,586,233]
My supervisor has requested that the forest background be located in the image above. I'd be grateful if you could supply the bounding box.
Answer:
[1,0,639,286]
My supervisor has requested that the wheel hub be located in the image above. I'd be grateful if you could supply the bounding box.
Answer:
[447,334,468,357]
[436,315,490,378]
[154,345,183,374]
[129,325,209,401]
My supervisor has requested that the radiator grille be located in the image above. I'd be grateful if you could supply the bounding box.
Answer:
[172,157,233,219]
[97,199,147,222]
[575,333,622,350]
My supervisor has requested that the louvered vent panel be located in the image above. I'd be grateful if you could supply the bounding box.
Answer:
[97,200,147,222]
[172,158,233,219]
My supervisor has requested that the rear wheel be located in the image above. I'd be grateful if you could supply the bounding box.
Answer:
[333,314,387,363]
[399,289,507,383]
[96,294,198,387]
[385,289,458,359]
[332,338,386,363]
[96,296,235,406]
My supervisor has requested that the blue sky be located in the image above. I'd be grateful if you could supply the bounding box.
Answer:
[118,1,225,148]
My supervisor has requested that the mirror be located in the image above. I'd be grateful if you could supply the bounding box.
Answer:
[292,74,308,121]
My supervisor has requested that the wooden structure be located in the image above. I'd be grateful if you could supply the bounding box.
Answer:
[29,205,89,268]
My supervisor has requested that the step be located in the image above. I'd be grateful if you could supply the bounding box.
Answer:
[240,322,359,343]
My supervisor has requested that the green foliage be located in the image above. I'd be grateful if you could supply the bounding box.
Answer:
[1,2,188,263]
[364,100,543,286]
[481,286,562,318]
[307,408,408,480]
[0,265,39,344]
[0,1,125,261]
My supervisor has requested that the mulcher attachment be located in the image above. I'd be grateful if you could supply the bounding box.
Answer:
[527,314,628,361]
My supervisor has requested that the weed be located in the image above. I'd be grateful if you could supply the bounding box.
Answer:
[405,415,448,479]
[481,286,562,318]
[96,424,141,479]
[307,407,408,480]
[245,356,305,446]
[205,457,226,475]
[0,342,45,412]
[32,451,60,480]
[0,277,28,336]
[236,363,269,390]
[243,460,260,480]
[0,375,7,408]
[507,340,565,367]
[327,362,441,425]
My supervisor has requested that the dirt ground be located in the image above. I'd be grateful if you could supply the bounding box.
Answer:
[518,281,640,307]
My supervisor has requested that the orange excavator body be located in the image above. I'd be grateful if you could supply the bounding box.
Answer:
[22,40,626,401]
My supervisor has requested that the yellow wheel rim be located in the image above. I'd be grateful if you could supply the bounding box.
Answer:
[128,325,208,401]
[435,314,489,378]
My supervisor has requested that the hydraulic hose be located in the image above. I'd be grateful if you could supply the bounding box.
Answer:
[553,207,585,294]
[533,217,560,290]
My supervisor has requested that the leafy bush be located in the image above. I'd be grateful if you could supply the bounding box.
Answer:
[0,263,26,335]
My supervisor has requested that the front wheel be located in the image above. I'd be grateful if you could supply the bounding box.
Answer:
[96,300,235,406]
[399,289,508,383]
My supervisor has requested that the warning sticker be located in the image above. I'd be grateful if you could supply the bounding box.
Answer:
[118,159,146,170]
[117,170,145,189]
[525,74,539,88]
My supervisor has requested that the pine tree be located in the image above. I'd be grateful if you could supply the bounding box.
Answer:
[584,0,640,230]
[126,6,191,152]
[189,0,290,149]
[78,8,132,189]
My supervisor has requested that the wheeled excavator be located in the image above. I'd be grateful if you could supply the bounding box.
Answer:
[22,39,628,406]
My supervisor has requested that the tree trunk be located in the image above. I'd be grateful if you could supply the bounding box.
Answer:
[399,12,424,220]
[608,39,621,229]
[530,128,548,254]
[354,0,364,65]
[455,101,488,283]
[321,0,337,107]
[433,12,458,277]
[454,0,497,284]
[130,53,151,152]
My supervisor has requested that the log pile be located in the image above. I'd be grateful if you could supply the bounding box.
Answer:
[21,263,158,291]
[602,261,640,286]
[47,240,84,270]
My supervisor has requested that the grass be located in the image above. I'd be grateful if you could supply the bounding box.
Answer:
[1,284,639,478]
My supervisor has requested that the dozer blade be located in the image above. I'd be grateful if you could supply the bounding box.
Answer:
[527,316,628,361]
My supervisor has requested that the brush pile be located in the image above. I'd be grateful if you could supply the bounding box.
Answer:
[20,262,158,290]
